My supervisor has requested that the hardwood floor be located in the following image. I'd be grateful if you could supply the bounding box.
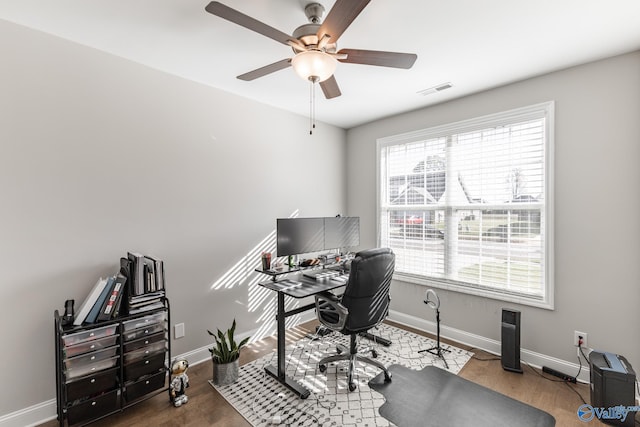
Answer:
[42,320,614,427]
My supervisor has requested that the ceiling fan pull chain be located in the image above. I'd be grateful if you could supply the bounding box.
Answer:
[309,79,316,135]
[312,81,316,133]
[309,80,312,134]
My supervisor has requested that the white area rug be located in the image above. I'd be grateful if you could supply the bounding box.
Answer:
[210,323,473,426]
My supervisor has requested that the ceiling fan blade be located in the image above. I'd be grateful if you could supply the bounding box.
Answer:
[337,49,417,69]
[237,58,292,81]
[205,2,292,46]
[317,0,370,44]
[320,75,341,99]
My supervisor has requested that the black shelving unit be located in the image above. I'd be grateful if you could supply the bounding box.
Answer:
[54,298,171,426]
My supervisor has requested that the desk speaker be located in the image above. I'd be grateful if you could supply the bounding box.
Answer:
[501,308,522,373]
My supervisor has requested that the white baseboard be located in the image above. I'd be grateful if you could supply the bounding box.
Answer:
[387,309,591,384]
[2,310,593,427]
[0,398,57,427]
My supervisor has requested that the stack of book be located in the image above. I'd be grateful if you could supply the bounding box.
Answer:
[73,274,127,326]
[122,252,166,315]
[128,291,165,315]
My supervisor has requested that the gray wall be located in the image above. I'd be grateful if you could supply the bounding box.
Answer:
[0,20,346,418]
[347,51,640,374]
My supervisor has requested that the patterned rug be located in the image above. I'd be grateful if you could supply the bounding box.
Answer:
[210,323,473,426]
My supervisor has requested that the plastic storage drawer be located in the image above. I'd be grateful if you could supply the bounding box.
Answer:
[123,323,165,342]
[124,371,167,403]
[64,346,118,370]
[65,355,119,380]
[123,341,166,364]
[123,331,165,353]
[122,312,165,331]
[66,389,119,425]
[65,367,119,402]
[124,352,166,382]
[61,324,118,346]
[63,334,119,358]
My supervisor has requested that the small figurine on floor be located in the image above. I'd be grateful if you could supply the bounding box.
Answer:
[170,359,190,407]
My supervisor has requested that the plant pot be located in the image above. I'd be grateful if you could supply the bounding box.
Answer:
[212,359,239,386]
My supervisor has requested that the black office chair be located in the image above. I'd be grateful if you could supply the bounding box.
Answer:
[315,247,395,391]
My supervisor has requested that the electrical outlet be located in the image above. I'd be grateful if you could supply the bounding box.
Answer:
[174,323,185,339]
[574,331,587,348]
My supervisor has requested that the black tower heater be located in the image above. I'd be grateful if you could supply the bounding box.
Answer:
[501,308,523,373]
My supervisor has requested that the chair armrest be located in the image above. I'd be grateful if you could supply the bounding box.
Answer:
[315,291,348,331]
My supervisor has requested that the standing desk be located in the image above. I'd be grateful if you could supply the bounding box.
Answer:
[258,268,392,399]
[258,271,347,399]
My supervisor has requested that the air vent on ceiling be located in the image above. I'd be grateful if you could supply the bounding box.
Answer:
[417,82,453,96]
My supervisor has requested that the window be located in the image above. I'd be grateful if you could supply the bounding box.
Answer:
[377,102,554,308]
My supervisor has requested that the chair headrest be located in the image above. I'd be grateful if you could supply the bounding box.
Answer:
[346,247,395,296]
[355,247,394,260]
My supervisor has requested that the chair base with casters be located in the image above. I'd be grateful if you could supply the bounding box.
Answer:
[318,333,391,392]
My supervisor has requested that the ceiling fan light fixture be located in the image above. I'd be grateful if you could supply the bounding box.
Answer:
[291,50,337,82]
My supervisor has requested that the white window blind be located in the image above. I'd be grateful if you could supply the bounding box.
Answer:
[378,102,554,308]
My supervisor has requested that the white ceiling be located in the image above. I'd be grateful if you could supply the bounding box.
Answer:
[1,0,639,129]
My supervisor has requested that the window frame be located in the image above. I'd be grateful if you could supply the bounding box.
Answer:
[376,102,555,309]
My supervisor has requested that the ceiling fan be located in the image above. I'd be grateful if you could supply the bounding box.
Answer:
[205,0,418,99]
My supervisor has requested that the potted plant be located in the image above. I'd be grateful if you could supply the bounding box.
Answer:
[207,319,250,386]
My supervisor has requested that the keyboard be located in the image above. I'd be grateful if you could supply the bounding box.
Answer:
[303,270,341,281]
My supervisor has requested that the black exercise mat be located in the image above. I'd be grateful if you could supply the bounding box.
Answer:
[369,364,555,427]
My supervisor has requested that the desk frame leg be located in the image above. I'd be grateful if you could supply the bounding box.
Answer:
[264,365,310,399]
[264,291,310,399]
[276,290,286,378]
